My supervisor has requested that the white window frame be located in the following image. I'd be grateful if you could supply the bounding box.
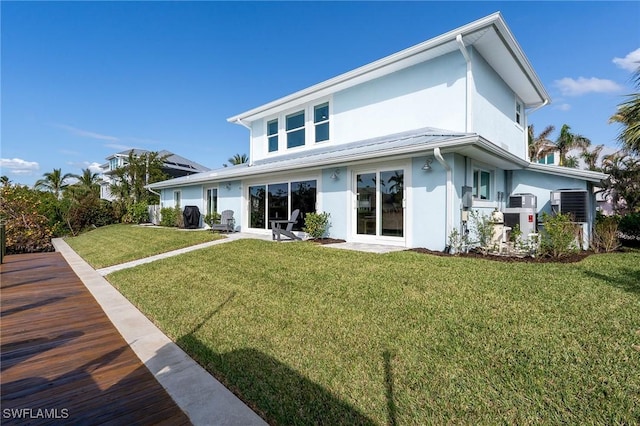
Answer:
[286,110,306,149]
[314,102,330,143]
[515,98,523,127]
[173,190,181,209]
[267,118,279,153]
[263,97,332,156]
[472,168,492,201]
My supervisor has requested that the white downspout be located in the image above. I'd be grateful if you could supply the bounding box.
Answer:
[234,118,253,166]
[456,34,473,133]
[434,147,453,247]
[527,99,548,115]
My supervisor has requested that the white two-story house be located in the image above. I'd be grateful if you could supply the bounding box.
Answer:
[148,12,605,250]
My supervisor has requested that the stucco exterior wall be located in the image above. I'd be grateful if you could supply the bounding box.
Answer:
[472,49,526,157]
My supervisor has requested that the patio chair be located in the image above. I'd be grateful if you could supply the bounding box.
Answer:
[211,210,235,233]
[271,209,301,242]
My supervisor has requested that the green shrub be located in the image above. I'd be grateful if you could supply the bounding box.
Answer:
[468,210,494,254]
[303,211,330,239]
[540,212,580,257]
[160,207,177,227]
[126,202,149,224]
[204,212,221,227]
[592,214,620,253]
[0,184,54,253]
[618,212,640,245]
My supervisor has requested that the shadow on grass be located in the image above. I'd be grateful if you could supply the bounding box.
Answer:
[177,294,375,425]
[582,267,640,295]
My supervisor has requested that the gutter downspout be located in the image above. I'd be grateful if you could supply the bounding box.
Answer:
[456,34,472,132]
[527,99,548,116]
[235,119,253,166]
[434,147,453,247]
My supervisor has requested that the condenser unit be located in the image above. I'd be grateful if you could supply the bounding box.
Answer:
[508,193,537,209]
[550,189,588,222]
[503,207,537,236]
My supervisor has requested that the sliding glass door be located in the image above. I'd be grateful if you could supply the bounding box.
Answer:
[249,180,317,231]
[355,168,404,239]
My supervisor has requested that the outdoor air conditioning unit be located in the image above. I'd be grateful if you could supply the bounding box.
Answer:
[508,193,537,209]
[550,189,589,222]
[503,208,537,236]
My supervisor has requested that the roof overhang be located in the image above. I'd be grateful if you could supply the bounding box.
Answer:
[227,12,549,124]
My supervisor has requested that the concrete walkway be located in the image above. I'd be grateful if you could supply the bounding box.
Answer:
[52,238,267,426]
[95,232,272,275]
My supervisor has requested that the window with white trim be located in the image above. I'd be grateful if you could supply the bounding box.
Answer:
[314,103,329,142]
[515,100,523,125]
[286,110,305,148]
[173,190,181,209]
[473,169,491,200]
[267,119,278,153]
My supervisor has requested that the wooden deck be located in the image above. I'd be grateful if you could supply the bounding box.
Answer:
[1,252,191,425]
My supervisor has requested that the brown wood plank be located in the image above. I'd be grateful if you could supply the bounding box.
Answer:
[0,252,191,425]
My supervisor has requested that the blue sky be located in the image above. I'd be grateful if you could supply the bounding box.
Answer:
[2,1,639,186]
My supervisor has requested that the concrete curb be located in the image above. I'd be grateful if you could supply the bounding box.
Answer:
[52,238,267,426]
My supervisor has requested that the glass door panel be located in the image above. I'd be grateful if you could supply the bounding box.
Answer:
[249,185,266,229]
[268,183,289,228]
[356,172,377,235]
[380,170,403,237]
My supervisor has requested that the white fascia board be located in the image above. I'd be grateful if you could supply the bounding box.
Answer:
[227,13,514,124]
[526,163,607,183]
[490,18,550,106]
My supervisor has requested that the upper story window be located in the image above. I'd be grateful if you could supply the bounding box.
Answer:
[473,169,491,200]
[286,111,305,148]
[109,158,119,171]
[267,119,279,152]
[538,152,555,165]
[314,103,329,142]
[515,100,523,126]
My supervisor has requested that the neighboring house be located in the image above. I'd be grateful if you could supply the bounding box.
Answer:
[100,149,210,201]
[147,13,605,250]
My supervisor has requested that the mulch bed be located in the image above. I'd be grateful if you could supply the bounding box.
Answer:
[307,238,347,245]
[408,247,595,263]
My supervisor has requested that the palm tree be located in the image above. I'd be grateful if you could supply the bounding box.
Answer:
[67,168,101,200]
[581,144,604,171]
[610,68,640,155]
[34,168,75,199]
[527,124,556,162]
[225,153,248,167]
[555,124,591,166]
[1,176,10,186]
[564,155,580,169]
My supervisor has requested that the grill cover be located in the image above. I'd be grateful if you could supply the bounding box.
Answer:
[183,205,201,229]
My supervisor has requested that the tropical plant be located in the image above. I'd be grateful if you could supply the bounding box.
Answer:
[591,214,620,253]
[468,210,494,254]
[554,124,591,167]
[34,168,76,199]
[224,153,248,167]
[109,151,167,206]
[610,68,640,155]
[1,176,10,186]
[581,144,604,171]
[0,184,54,253]
[600,151,640,213]
[527,124,556,162]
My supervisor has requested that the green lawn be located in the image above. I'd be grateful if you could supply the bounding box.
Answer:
[65,224,222,268]
[102,239,639,425]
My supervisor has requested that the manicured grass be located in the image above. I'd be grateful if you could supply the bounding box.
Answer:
[65,224,222,268]
[107,240,640,425]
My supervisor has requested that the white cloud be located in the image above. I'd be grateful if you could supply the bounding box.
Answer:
[105,143,135,151]
[554,77,623,96]
[54,124,120,142]
[0,158,40,175]
[67,161,104,174]
[554,103,571,111]
[613,48,640,72]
